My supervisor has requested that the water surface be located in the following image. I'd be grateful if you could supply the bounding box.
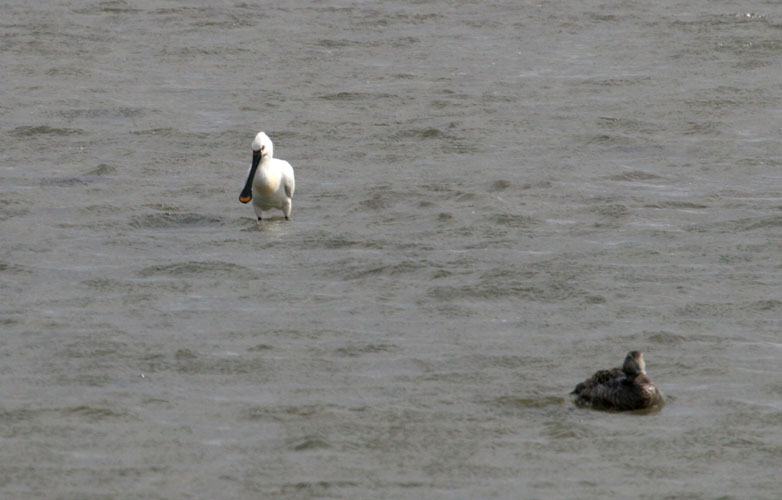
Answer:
[2,1,782,498]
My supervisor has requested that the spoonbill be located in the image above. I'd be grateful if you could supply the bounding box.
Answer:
[239,131,295,220]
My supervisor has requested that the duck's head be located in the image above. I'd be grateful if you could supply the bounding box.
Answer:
[622,351,647,378]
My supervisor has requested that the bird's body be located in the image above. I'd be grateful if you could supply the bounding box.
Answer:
[248,156,294,218]
[239,132,295,220]
[572,351,663,411]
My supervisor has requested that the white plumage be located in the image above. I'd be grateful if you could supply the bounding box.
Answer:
[239,132,295,220]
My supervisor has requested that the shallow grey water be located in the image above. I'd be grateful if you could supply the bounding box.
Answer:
[2,0,782,498]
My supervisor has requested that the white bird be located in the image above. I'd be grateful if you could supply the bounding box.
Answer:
[239,131,295,220]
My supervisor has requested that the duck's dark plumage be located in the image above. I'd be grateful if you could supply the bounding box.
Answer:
[571,351,663,411]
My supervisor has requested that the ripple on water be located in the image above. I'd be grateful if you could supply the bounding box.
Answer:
[644,330,688,344]
[491,395,567,410]
[10,125,85,137]
[288,434,331,451]
[606,171,664,182]
[326,260,427,281]
[728,215,782,232]
[300,230,383,250]
[488,179,511,192]
[137,261,257,279]
[334,343,399,357]
[60,406,134,422]
[128,212,228,230]
[489,213,539,228]
[54,107,146,120]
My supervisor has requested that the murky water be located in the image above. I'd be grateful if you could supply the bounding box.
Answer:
[3,1,782,498]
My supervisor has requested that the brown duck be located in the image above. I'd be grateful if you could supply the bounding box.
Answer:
[572,351,663,411]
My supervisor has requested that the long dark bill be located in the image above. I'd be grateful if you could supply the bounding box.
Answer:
[239,150,262,203]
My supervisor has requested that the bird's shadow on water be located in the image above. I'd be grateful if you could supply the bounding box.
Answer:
[572,398,668,415]
[491,393,670,417]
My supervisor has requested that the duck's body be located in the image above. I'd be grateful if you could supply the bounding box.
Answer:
[572,351,663,411]
[239,132,295,220]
